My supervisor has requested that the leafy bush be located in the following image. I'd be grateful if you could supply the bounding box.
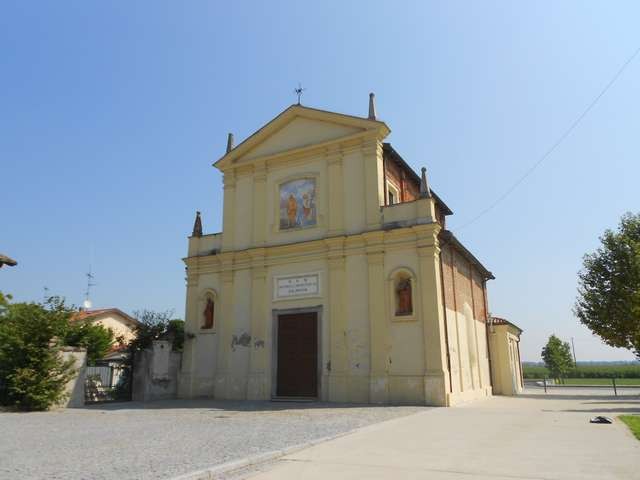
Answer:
[63,322,114,365]
[0,296,76,410]
[129,310,184,352]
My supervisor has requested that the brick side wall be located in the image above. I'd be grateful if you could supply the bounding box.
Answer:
[440,242,491,395]
[382,152,447,228]
[471,270,487,322]
[383,152,420,203]
[441,244,488,323]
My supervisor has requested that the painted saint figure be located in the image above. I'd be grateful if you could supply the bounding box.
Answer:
[203,297,214,329]
[287,194,298,227]
[302,192,312,221]
[396,278,412,315]
[279,178,317,230]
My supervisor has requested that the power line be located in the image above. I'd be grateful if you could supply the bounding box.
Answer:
[453,45,640,233]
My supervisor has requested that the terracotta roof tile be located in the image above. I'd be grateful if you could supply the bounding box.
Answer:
[71,308,140,327]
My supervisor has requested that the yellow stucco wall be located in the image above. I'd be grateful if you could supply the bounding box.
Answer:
[180,105,492,406]
[488,322,523,396]
[90,314,137,344]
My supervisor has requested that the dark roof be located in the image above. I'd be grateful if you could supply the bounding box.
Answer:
[440,230,495,280]
[491,316,523,333]
[382,143,453,215]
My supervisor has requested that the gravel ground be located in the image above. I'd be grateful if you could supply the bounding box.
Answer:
[0,400,426,480]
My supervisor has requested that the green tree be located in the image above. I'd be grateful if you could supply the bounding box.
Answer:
[167,319,185,352]
[63,322,114,365]
[541,335,574,382]
[0,296,76,410]
[129,309,184,352]
[574,212,640,359]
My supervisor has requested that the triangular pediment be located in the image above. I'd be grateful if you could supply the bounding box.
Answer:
[215,105,390,169]
[244,117,361,160]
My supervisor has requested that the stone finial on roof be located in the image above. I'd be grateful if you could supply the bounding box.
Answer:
[192,211,203,237]
[420,167,432,199]
[368,92,377,120]
[226,133,235,154]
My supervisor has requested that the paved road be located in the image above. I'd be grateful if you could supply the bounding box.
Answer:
[0,400,425,480]
[242,393,640,480]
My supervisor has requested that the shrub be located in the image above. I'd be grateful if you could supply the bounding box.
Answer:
[0,297,76,410]
[63,322,114,365]
[129,310,184,352]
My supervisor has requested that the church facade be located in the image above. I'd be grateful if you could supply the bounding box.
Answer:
[179,97,496,406]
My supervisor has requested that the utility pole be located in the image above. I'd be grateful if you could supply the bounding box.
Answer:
[571,337,577,367]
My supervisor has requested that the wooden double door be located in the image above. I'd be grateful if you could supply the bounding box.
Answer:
[276,312,318,398]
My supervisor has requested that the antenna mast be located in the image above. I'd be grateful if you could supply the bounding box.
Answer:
[83,266,96,310]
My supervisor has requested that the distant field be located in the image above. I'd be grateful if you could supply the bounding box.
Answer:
[523,363,640,380]
[562,378,640,386]
[525,377,640,386]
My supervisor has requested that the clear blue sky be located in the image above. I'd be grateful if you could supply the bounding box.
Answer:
[2,1,639,361]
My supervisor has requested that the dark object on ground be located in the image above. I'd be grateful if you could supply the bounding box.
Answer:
[590,416,613,424]
[0,254,17,268]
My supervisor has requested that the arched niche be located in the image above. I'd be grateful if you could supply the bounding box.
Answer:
[198,289,218,332]
[387,267,417,321]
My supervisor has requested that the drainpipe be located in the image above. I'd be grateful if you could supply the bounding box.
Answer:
[483,282,494,389]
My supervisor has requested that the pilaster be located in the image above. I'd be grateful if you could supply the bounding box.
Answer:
[326,237,347,401]
[326,148,345,236]
[215,256,234,397]
[247,249,268,399]
[252,162,267,246]
[414,223,450,406]
[364,231,388,403]
[221,171,236,251]
[179,271,199,397]
[362,138,384,231]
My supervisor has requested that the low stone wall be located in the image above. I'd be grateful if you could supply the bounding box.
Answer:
[132,341,182,402]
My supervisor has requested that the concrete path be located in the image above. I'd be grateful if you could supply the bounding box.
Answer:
[242,393,640,480]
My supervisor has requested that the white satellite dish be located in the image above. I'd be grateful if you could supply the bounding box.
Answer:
[83,299,92,310]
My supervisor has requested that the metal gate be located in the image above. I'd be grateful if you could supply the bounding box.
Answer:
[85,359,132,404]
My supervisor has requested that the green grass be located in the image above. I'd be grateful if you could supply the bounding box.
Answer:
[620,416,640,441]
[561,378,640,386]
